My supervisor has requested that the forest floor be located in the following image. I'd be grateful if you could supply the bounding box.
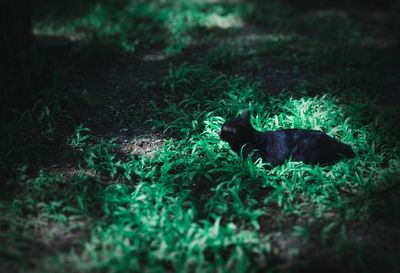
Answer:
[1,1,400,273]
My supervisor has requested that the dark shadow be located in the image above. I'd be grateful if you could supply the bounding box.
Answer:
[238,0,400,105]
[33,0,127,22]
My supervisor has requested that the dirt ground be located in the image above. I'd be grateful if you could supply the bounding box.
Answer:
[17,2,400,272]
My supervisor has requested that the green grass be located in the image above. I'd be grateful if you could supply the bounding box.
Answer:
[33,0,249,55]
[2,61,399,272]
[2,0,400,272]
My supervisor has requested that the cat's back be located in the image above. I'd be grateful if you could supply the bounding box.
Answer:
[261,128,323,144]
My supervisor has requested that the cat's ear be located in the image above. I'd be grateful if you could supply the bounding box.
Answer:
[239,110,251,120]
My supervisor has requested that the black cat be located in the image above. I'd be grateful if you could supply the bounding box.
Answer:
[219,111,355,166]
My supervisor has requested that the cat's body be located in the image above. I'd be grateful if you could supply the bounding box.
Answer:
[219,111,355,166]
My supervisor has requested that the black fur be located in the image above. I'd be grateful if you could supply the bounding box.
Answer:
[219,111,355,166]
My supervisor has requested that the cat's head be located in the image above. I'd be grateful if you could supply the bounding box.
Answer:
[219,110,251,143]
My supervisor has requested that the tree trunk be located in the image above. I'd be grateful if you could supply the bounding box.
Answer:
[0,0,33,111]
